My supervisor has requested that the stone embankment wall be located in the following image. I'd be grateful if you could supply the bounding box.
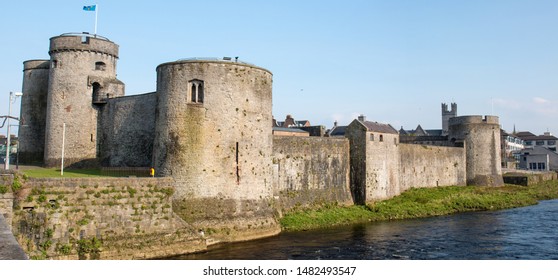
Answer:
[0,174,15,230]
[99,93,157,167]
[503,171,558,186]
[12,177,204,260]
[272,136,352,213]
[399,144,466,191]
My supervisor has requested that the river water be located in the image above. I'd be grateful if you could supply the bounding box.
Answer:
[171,199,558,260]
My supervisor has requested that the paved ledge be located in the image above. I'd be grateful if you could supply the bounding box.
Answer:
[0,214,27,260]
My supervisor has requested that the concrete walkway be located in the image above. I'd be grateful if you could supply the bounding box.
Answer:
[0,214,27,260]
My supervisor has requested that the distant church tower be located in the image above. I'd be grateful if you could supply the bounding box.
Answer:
[441,102,457,136]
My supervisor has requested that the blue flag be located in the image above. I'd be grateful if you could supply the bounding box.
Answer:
[83,5,96,11]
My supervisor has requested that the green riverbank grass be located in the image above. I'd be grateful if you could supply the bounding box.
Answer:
[280,181,558,231]
[22,168,105,178]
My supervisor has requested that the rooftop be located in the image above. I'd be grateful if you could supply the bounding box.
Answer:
[361,121,398,134]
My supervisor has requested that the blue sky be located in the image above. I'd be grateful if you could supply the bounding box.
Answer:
[1,0,558,135]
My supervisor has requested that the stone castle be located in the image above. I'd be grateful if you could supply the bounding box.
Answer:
[12,32,503,258]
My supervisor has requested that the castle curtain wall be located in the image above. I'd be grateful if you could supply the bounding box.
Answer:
[399,144,466,191]
[272,136,352,213]
[98,93,157,167]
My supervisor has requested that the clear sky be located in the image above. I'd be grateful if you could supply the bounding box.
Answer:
[1,0,558,136]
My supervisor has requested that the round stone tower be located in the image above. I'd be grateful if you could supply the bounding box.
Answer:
[19,60,50,163]
[153,58,279,242]
[43,33,124,167]
[449,115,503,186]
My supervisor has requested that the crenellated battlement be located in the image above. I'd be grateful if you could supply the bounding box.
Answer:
[448,115,500,126]
[442,102,457,114]
[49,33,119,58]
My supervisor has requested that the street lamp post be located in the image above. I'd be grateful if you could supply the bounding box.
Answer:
[4,91,23,170]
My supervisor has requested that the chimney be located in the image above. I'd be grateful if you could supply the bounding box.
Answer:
[358,114,366,122]
[283,114,295,128]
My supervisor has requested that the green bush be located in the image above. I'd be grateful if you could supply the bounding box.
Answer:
[11,177,22,192]
[56,243,72,255]
[77,237,102,260]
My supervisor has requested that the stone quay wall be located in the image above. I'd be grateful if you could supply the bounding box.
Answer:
[503,171,558,186]
[0,175,15,231]
[12,177,205,260]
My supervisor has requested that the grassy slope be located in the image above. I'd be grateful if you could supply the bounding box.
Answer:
[280,181,558,231]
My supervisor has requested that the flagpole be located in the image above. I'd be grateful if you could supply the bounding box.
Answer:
[94,4,98,35]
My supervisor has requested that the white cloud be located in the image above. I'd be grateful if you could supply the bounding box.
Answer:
[533,97,549,104]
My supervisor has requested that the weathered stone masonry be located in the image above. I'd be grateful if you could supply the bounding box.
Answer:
[272,136,352,213]
[98,92,157,167]
[449,116,503,187]
[399,144,466,191]
[12,177,204,260]
[152,59,279,243]
[42,34,124,168]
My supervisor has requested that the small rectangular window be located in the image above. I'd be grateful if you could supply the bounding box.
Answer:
[95,62,106,71]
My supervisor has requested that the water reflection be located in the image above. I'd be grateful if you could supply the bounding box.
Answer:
[170,200,558,260]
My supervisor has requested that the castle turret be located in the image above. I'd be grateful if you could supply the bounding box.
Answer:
[152,58,279,241]
[449,115,503,186]
[43,33,124,167]
[19,60,50,163]
[442,102,457,136]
